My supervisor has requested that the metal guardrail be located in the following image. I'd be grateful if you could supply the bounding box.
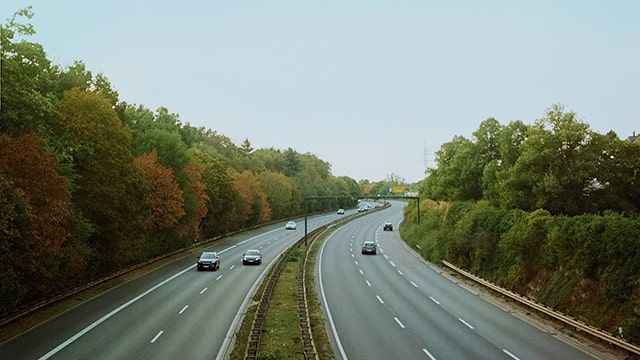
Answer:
[299,231,320,360]
[442,260,640,357]
[243,245,291,360]
[243,226,327,360]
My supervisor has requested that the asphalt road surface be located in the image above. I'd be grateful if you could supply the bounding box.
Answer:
[0,210,347,360]
[317,201,603,360]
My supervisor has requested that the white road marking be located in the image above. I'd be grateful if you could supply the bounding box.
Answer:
[389,261,396,267]
[39,265,194,360]
[200,288,208,294]
[423,348,437,360]
[216,275,223,281]
[365,280,371,286]
[394,317,405,328]
[397,270,403,276]
[410,281,418,288]
[150,330,164,343]
[354,260,359,266]
[229,265,235,270]
[429,296,440,305]
[458,318,474,330]
[503,349,520,360]
[179,305,189,314]
[359,269,364,275]
[376,295,384,304]
[384,254,389,259]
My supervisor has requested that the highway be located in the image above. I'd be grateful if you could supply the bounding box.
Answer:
[318,201,601,360]
[0,212,341,360]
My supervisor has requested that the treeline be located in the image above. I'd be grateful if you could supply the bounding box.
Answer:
[401,108,640,342]
[0,9,367,315]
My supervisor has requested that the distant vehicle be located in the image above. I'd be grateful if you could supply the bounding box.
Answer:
[285,221,297,230]
[358,208,366,213]
[197,251,220,271]
[383,223,393,231]
[243,249,262,265]
[337,208,345,214]
[361,241,377,255]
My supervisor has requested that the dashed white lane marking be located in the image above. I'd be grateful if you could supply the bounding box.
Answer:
[365,280,371,287]
[216,275,223,281]
[410,281,418,288]
[394,317,405,328]
[423,348,437,360]
[458,318,474,330]
[429,296,440,305]
[354,260,359,265]
[179,305,189,314]
[359,269,364,275]
[376,295,384,304]
[200,288,208,295]
[150,330,164,343]
[229,265,235,270]
[389,261,396,267]
[397,270,403,276]
[503,349,520,360]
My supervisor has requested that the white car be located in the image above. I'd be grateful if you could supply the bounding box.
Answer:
[285,221,297,230]
[337,209,345,214]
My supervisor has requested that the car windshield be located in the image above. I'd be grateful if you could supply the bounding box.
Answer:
[246,250,260,256]
[201,253,216,259]
[363,243,375,248]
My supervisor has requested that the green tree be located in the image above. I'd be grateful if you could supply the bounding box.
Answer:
[59,88,145,272]
[499,104,599,214]
[0,7,56,137]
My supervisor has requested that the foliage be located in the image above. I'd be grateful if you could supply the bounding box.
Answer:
[402,199,640,343]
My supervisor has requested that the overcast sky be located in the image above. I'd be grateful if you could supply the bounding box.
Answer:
[3,0,639,183]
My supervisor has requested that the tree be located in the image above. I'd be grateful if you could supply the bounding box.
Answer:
[499,104,599,214]
[0,7,57,137]
[134,150,185,230]
[58,88,145,271]
[258,170,300,219]
[230,169,271,227]
[0,133,74,310]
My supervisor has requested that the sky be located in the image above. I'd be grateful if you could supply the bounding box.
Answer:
[2,1,639,184]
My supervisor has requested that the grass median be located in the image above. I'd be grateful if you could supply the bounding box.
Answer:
[229,233,334,360]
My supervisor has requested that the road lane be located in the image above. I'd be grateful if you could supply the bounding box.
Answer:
[0,211,346,360]
[318,201,600,360]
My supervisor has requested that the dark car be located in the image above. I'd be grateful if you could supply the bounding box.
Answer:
[361,241,377,255]
[197,251,220,271]
[383,222,393,231]
[243,249,262,265]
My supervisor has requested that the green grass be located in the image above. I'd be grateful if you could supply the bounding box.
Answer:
[229,232,335,360]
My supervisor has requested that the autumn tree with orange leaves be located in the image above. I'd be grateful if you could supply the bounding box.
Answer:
[0,133,75,311]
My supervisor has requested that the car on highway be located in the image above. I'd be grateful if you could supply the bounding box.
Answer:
[383,222,393,231]
[196,251,220,271]
[285,221,297,230]
[361,241,377,255]
[243,249,262,265]
[337,208,345,214]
